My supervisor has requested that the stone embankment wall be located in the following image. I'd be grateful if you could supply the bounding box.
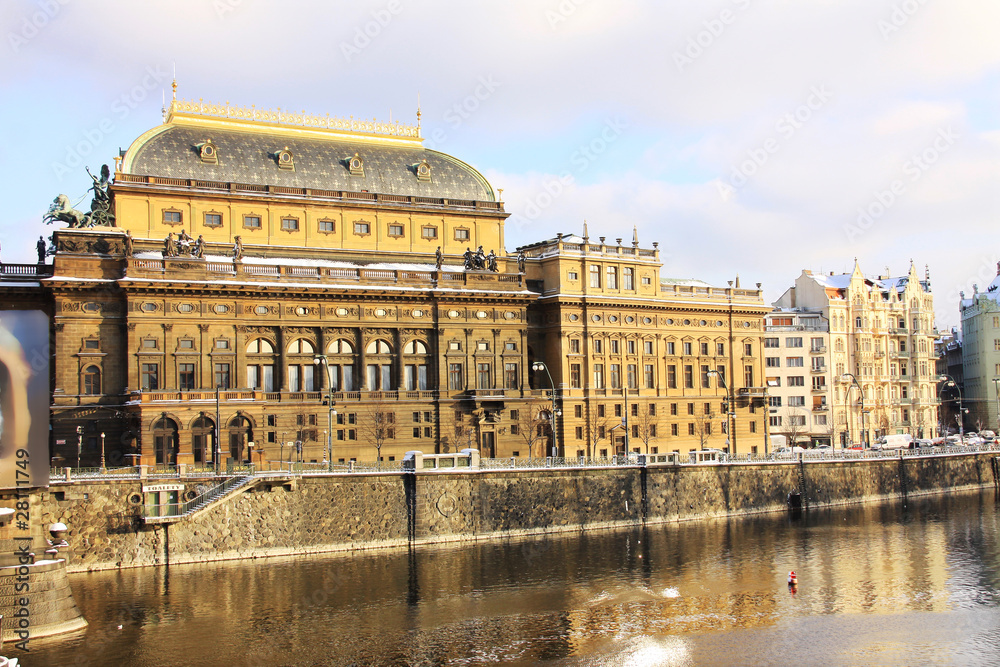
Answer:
[30,452,1000,572]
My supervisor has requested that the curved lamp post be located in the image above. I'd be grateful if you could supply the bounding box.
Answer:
[532,361,561,457]
[313,355,339,469]
[938,374,965,443]
[840,373,865,448]
[707,370,734,453]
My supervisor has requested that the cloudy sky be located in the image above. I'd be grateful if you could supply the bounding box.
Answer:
[2,0,997,329]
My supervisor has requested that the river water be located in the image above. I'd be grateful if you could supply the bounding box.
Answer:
[13,490,1000,666]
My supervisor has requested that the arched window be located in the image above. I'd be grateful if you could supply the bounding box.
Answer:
[323,339,356,391]
[191,415,215,464]
[365,339,393,390]
[153,417,179,465]
[287,338,316,391]
[246,338,276,391]
[227,414,254,462]
[82,365,101,395]
[403,340,430,390]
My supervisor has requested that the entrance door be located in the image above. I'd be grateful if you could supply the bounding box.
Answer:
[229,432,244,463]
[153,417,178,465]
[481,431,495,458]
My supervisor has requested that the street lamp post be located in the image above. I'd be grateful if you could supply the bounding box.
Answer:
[938,374,965,443]
[707,370,734,454]
[75,426,83,468]
[100,432,106,470]
[840,373,865,448]
[215,385,222,475]
[532,361,561,457]
[313,355,338,470]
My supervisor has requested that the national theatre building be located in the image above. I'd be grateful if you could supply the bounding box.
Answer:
[1,92,771,467]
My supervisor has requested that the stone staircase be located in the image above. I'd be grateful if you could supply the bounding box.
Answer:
[143,474,256,524]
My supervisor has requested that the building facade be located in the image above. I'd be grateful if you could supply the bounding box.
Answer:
[2,94,770,467]
[763,310,832,446]
[772,263,940,446]
[959,265,1000,434]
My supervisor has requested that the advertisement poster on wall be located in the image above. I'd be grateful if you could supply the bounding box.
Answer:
[0,310,50,490]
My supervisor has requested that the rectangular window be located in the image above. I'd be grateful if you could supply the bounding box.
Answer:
[82,339,99,350]
[575,405,583,418]
[610,364,621,389]
[644,341,654,355]
[786,337,803,348]
[667,342,675,356]
[811,376,826,390]
[701,365,710,388]
[214,363,231,390]
[631,404,639,417]
[204,213,222,227]
[717,343,725,356]
[422,226,438,239]
[354,222,370,235]
[454,228,469,241]
[700,342,709,356]
[597,404,606,418]
[590,266,601,288]
[244,215,261,229]
[644,364,654,389]
[684,365,693,389]
[786,357,804,367]
[477,363,491,389]
[765,338,779,348]
[788,376,805,387]
[593,339,602,354]
[683,342,692,356]
[627,364,637,389]
[667,365,676,389]
[606,266,618,289]
[769,397,782,407]
[571,364,582,388]
[670,403,678,416]
[594,364,605,388]
[570,339,581,354]
[163,210,182,224]
[387,223,404,237]
[744,365,754,387]
[615,404,623,418]
[788,396,805,407]
[627,340,636,355]
[688,423,695,435]
[179,363,195,391]
[745,343,753,356]
[281,217,299,231]
[504,363,519,389]
[567,271,578,280]
[141,363,159,391]
[619,267,634,291]
[688,403,695,415]
[770,416,782,427]
[611,340,620,354]
[766,357,780,367]
[671,424,678,436]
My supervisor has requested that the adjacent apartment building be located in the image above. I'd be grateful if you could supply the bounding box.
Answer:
[770,262,940,447]
[959,264,1000,434]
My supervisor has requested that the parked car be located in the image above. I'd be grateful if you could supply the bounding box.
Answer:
[847,444,865,451]
[872,434,913,450]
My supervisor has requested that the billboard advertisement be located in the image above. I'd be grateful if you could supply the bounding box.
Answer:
[0,310,50,489]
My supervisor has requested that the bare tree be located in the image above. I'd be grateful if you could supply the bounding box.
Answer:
[781,408,808,447]
[692,407,717,450]
[359,392,394,466]
[514,401,548,459]
[449,414,477,454]
[585,402,612,457]
[633,402,659,454]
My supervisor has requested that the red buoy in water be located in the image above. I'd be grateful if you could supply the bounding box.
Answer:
[787,571,797,585]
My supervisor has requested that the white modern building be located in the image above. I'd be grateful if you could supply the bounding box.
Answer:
[959,263,1000,434]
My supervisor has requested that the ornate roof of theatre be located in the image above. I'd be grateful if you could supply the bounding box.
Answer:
[120,98,496,202]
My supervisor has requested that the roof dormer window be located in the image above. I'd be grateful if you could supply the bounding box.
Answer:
[346,152,364,177]
[275,147,294,171]
[414,159,431,182]
[197,140,218,164]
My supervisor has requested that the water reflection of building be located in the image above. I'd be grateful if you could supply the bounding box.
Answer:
[4,91,772,466]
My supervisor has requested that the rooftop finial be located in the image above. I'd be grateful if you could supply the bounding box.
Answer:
[582,220,588,241]
[632,225,638,247]
[416,92,422,137]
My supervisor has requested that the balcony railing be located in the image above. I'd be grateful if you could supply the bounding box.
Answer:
[0,263,53,278]
[136,389,441,404]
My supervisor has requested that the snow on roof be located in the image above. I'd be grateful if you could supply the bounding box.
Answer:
[809,273,852,290]
[660,278,715,288]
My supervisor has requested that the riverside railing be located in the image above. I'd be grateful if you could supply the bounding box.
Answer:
[50,442,1000,483]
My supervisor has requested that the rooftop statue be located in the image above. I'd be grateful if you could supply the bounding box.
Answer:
[43,164,116,228]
